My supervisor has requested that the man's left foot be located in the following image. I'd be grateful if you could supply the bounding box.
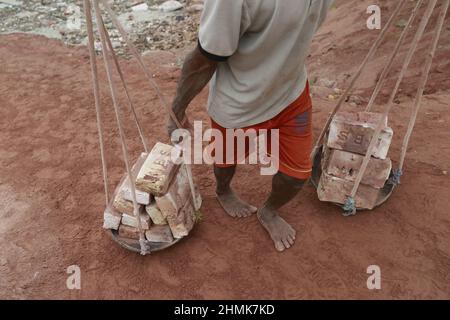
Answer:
[216,189,257,218]
[257,207,296,252]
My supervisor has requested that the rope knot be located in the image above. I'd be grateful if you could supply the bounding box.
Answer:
[388,169,403,186]
[139,237,150,256]
[343,197,357,217]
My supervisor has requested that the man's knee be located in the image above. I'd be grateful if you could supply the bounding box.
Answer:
[277,171,306,190]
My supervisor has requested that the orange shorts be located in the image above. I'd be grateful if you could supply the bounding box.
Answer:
[211,83,313,180]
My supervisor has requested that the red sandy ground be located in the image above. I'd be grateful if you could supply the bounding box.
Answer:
[0,0,449,299]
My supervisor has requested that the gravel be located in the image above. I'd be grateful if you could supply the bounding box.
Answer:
[0,0,202,56]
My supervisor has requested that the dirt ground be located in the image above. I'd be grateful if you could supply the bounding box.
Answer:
[1,0,450,299]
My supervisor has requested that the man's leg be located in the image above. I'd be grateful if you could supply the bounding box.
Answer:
[214,165,257,218]
[258,172,306,252]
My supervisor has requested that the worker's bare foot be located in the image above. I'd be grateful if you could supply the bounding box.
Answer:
[216,189,257,218]
[257,207,296,252]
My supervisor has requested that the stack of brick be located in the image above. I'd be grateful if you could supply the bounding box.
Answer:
[317,111,393,210]
[103,142,201,243]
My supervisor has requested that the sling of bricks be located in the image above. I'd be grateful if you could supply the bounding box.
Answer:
[103,142,202,243]
[317,111,393,210]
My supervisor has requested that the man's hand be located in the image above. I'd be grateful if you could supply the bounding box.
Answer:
[167,112,193,144]
[168,45,217,143]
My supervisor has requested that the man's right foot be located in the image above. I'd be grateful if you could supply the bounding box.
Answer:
[216,189,257,218]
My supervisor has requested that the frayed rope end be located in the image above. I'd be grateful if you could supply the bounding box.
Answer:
[343,197,357,217]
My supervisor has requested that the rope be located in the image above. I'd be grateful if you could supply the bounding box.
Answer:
[99,0,183,130]
[100,18,149,153]
[366,0,424,112]
[343,197,356,217]
[310,0,407,161]
[388,168,403,186]
[398,0,450,172]
[93,0,149,255]
[84,0,109,207]
[100,0,201,211]
[346,0,439,211]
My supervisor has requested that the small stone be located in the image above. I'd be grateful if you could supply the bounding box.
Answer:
[349,95,364,106]
[186,4,203,13]
[396,19,408,28]
[131,3,148,11]
[310,85,333,98]
[317,78,336,88]
[145,225,174,243]
[333,88,343,95]
[94,41,102,52]
[159,0,184,13]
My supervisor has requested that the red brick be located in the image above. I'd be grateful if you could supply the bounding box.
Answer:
[145,225,174,243]
[317,172,380,210]
[145,202,167,225]
[102,205,122,230]
[112,192,143,216]
[327,111,393,159]
[118,225,141,240]
[120,153,151,205]
[121,213,151,230]
[135,142,182,196]
[326,149,392,188]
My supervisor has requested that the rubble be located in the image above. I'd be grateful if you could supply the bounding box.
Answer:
[157,0,183,13]
[0,0,202,56]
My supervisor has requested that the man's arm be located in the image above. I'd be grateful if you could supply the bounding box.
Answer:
[168,45,218,137]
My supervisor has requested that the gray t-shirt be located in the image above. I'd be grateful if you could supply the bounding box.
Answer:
[199,0,333,128]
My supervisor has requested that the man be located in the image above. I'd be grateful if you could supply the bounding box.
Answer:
[168,0,333,252]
